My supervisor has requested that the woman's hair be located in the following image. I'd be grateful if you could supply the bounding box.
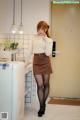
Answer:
[37,21,50,37]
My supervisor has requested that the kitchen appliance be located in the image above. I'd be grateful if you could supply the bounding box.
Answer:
[0,62,25,120]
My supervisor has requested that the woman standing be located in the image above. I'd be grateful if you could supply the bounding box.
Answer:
[29,21,53,117]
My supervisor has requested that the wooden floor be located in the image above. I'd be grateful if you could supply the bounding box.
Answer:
[48,98,80,106]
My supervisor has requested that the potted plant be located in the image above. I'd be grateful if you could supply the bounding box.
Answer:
[10,42,18,50]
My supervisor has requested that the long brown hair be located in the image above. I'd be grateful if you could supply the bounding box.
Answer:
[37,21,50,37]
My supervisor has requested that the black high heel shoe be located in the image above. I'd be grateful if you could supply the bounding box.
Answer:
[38,109,44,117]
[38,104,46,117]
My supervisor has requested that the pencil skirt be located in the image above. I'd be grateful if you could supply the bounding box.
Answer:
[33,53,52,74]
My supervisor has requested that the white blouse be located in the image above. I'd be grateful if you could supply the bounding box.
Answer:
[28,35,53,57]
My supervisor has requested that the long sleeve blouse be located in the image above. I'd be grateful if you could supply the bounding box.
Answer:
[28,35,53,62]
[28,35,53,57]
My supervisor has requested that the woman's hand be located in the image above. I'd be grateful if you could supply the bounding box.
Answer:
[38,29,46,37]
[38,33,46,36]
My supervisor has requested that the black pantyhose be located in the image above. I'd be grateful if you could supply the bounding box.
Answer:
[34,74,50,116]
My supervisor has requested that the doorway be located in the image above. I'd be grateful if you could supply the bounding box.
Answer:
[50,3,80,98]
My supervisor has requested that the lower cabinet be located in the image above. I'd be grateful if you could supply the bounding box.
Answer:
[25,71,37,107]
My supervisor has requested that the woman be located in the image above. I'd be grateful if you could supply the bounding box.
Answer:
[29,21,53,117]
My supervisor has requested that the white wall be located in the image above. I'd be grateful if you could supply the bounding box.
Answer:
[0,0,50,34]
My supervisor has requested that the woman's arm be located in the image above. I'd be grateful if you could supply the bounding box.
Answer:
[44,37,53,56]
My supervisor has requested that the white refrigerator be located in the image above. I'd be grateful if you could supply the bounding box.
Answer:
[0,62,25,120]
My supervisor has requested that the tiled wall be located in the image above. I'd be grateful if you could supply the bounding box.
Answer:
[0,33,34,61]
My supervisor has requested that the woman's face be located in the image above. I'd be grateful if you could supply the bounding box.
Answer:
[37,28,47,36]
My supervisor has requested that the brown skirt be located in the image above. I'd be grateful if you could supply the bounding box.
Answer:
[33,53,52,74]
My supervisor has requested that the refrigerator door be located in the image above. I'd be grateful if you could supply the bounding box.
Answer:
[0,63,13,120]
[0,62,25,120]
[11,62,25,120]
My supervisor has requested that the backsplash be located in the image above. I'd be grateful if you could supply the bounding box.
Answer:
[0,33,35,62]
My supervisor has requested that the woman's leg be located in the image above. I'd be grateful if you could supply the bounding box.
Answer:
[43,74,50,104]
[34,74,44,109]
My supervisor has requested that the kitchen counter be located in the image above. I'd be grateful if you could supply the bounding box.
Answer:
[0,49,23,61]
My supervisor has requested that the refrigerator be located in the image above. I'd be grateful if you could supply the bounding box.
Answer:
[0,61,25,120]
